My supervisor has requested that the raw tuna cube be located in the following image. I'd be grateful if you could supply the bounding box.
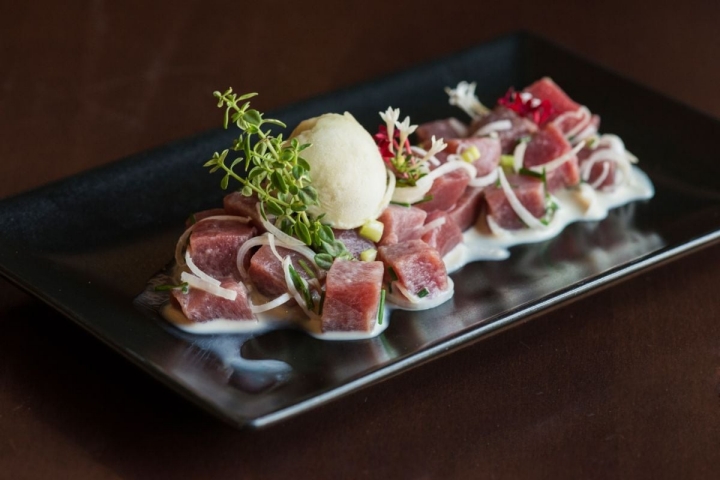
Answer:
[172,280,255,322]
[438,137,501,177]
[416,168,471,213]
[484,173,546,230]
[188,219,256,280]
[523,77,580,118]
[524,123,580,191]
[379,239,448,298]
[470,106,538,154]
[248,245,313,298]
[421,212,463,257]
[333,228,376,260]
[321,259,384,333]
[415,117,468,143]
[578,145,617,190]
[223,192,274,232]
[186,208,225,228]
[448,186,484,231]
[378,205,427,246]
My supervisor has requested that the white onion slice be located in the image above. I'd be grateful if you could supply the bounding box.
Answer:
[486,215,512,237]
[552,106,591,139]
[267,233,283,263]
[250,293,292,313]
[528,140,585,174]
[419,216,446,237]
[512,140,527,173]
[579,134,635,188]
[255,203,305,247]
[180,272,238,301]
[468,168,499,188]
[497,167,546,230]
[571,122,597,145]
[589,162,611,189]
[282,256,320,321]
[387,278,454,311]
[184,249,221,286]
[174,215,250,267]
[473,120,512,137]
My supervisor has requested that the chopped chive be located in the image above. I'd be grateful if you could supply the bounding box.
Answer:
[377,289,386,325]
[390,200,412,207]
[154,282,189,294]
[417,287,429,298]
[387,266,398,282]
[518,167,544,180]
[288,265,313,309]
[297,258,316,278]
[413,194,434,205]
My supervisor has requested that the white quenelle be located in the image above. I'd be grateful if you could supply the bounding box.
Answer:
[290,112,388,229]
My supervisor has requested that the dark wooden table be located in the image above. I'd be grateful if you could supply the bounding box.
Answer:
[2,1,720,478]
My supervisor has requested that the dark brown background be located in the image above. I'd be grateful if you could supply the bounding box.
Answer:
[2,1,720,479]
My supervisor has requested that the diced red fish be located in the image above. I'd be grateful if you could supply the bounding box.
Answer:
[185,208,225,228]
[421,212,463,257]
[379,239,448,298]
[333,228,376,260]
[172,280,254,322]
[189,219,256,280]
[416,168,471,213]
[448,186,484,231]
[577,145,617,190]
[248,245,313,298]
[223,192,272,232]
[415,117,468,144]
[484,174,546,230]
[436,137,501,177]
[377,205,427,246]
[470,106,538,153]
[321,259,384,333]
[524,123,580,191]
[523,77,580,118]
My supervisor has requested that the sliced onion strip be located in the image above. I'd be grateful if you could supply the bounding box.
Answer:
[497,167,546,230]
[387,278,454,311]
[180,272,237,301]
[552,106,591,140]
[512,140,527,173]
[374,168,396,217]
[468,168,499,188]
[282,256,320,321]
[250,293,292,313]
[174,215,250,267]
[589,162,611,189]
[473,120,512,137]
[528,140,585,174]
[255,203,305,247]
[184,249,221,286]
[419,216,446,237]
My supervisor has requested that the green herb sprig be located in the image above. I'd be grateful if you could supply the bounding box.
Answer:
[204,88,351,269]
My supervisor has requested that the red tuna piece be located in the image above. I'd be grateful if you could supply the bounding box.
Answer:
[248,245,313,298]
[189,219,256,280]
[172,280,254,323]
[415,117,468,144]
[577,145,617,190]
[524,123,580,191]
[421,212,463,257]
[484,173,546,230]
[333,228,376,260]
[416,168,471,213]
[377,205,427,246]
[470,106,538,153]
[185,208,225,228]
[223,192,274,232]
[321,259,384,332]
[438,137,501,177]
[523,77,580,118]
[448,186,484,231]
[379,239,448,298]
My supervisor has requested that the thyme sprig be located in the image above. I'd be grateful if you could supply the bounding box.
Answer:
[204,88,351,269]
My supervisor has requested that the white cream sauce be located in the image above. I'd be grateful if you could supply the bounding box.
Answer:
[162,166,654,341]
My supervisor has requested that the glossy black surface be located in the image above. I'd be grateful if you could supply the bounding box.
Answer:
[0,33,719,428]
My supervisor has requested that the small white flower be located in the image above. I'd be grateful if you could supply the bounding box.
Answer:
[379,107,401,153]
[395,116,418,154]
[445,81,490,119]
[422,135,447,164]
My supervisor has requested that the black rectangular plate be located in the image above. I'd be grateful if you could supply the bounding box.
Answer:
[1,33,719,429]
